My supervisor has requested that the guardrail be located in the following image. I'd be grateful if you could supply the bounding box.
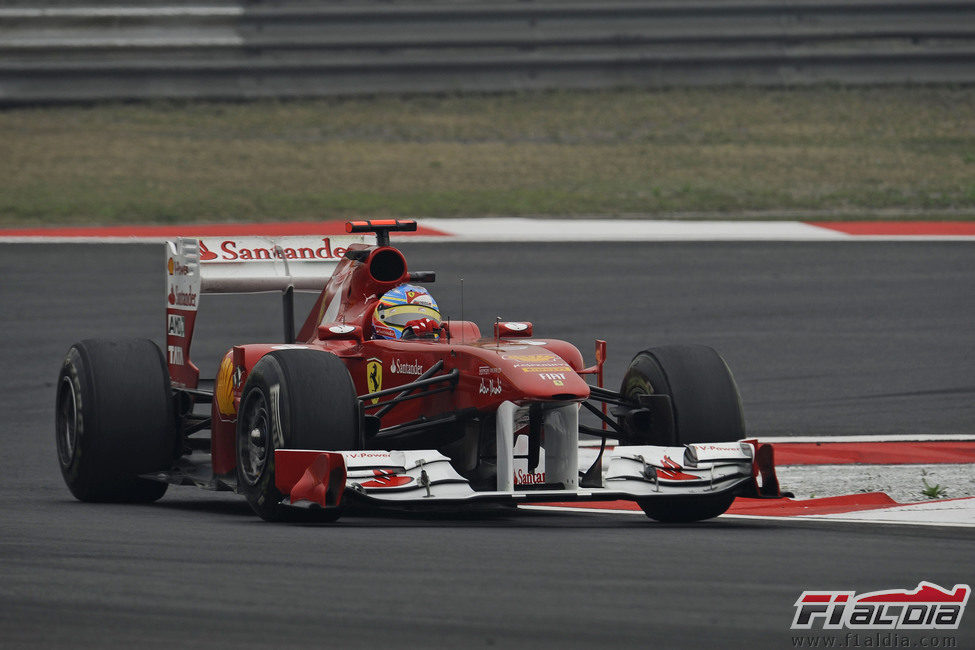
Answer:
[1,1,974,103]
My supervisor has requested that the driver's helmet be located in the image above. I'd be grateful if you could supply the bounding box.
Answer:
[372,284,441,340]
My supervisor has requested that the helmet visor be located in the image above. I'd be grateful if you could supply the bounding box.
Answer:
[376,303,440,328]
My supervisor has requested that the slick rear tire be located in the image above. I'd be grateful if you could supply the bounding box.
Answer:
[56,339,177,503]
[235,349,359,522]
[638,491,737,523]
[619,344,745,445]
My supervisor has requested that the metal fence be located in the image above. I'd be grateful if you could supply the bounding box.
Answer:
[2,0,974,103]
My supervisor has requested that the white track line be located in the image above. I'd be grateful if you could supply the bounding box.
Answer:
[523,498,975,528]
[415,218,975,241]
[0,8,242,18]
[0,236,181,244]
[4,219,975,244]
[582,434,975,446]
[723,514,975,529]
[758,434,975,443]
[417,218,846,241]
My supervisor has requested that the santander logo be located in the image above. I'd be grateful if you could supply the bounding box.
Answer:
[197,237,346,263]
[390,359,424,375]
[168,287,197,307]
[199,241,218,261]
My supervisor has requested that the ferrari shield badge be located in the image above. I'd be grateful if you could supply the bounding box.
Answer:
[366,358,382,403]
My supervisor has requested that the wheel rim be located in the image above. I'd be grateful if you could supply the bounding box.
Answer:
[239,391,271,486]
[623,374,655,400]
[56,376,78,467]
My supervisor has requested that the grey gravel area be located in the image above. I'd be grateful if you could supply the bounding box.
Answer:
[776,464,975,503]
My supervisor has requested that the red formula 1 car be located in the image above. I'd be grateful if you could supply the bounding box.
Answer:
[56,220,779,522]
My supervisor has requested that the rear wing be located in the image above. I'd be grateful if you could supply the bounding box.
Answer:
[165,234,368,388]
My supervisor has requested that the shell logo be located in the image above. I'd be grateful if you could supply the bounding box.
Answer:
[502,354,558,362]
[215,355,236,416]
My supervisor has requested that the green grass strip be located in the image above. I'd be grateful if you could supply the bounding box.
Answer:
[2,86,974,225]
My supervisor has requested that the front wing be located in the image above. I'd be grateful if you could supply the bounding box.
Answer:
[274,441,761,511]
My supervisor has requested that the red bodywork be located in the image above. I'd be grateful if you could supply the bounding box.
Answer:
[206,239,596,476]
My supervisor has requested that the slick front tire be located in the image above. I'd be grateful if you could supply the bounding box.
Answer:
[56,339,177,503]
[619,344,745,445]
[638,491,737,523]
[235,350,359,522]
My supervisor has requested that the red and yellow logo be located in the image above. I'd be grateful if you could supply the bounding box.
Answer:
[366,358,382,403]
[215,355,236,416]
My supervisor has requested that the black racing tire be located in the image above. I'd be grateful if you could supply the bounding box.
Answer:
[618,344,745,446]
[235,349,359,522]
[56,339,177,503]
[638,491,737,523]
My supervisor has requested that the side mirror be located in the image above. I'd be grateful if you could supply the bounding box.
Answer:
[494,321,533,338]
[318,323,363,341]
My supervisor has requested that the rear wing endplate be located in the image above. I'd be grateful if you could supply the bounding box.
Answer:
[165,234,368,388]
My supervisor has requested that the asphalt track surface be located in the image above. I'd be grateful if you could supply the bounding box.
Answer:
[1,241,973,649]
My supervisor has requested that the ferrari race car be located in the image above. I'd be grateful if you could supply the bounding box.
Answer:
[56,219,779,522]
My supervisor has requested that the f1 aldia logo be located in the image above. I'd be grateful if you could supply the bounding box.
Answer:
[791,581,970,630]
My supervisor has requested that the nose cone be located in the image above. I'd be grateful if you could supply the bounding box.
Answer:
[495,351,591,401]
